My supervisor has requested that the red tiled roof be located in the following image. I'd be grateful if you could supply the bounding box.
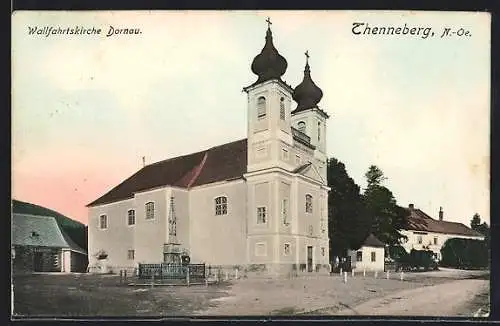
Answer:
[406,208,483,237]
[87,139,247,207]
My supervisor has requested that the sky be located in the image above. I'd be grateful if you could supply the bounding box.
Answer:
[12,11,490,226]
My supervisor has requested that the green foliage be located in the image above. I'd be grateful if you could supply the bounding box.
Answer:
[470,213,481,230]
[362,166,409,246]
[12,199,87,251]
[388,245,408,261]
[440,238,489,269]
[327,158,371,258]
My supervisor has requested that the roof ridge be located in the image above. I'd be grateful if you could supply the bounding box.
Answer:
[12,213,56,220]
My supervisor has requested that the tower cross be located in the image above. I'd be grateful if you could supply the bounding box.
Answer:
[305,50,310,62]
[266,17,272,28]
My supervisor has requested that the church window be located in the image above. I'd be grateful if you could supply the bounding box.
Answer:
[257,206,267,224]
[317,121,321,141]
[127,250,135,260]
[371,251,376,262]
[280,97,286,120]
[298,121,306,133]
[284,243,291,256]
[215,196,228,215]
[281,148,289,161]
[305,194,313,213]
[99,215,108,229]
[145,202,155,219]
[282,198,289,225]
[127,209,135,226]
[357,251,363,262]
[417,235,423,244]
[257,96,266,119]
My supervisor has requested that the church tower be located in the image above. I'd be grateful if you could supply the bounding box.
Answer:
[291,53,330,181]
[243,18,295,173]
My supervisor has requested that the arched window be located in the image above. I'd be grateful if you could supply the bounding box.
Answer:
[215,196,228,215]
[305,194,313,213]
[145,202,155,219]
[257,96,266,119]
[279,97,286,120]
[298,121,306,133]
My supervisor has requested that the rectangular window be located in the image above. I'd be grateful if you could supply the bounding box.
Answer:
[371,252,376,262]
[417,235,423,244]
[282,198,289,225]
[433,237,438,245]
[127,210,135,226]
[357,251,362,262]
[127,250,135,260]
[255,242,266,256]
[215,196,228,215]
[99,215,107,229]
[281,148,289,161]
[284,243,290,256]
[145,202,155,219]
[257,207,267,224]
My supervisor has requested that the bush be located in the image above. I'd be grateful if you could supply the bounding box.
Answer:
[440,238,489,269]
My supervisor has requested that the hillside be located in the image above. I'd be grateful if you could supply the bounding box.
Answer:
[12,199,87,251]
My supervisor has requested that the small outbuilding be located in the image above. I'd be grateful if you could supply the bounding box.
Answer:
[349,234,386,272]
[12,213,88,273]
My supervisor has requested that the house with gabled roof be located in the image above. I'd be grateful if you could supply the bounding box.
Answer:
[87,21,332,276]
[349,234,386,272]
[12,213,87,273]
[400,204,485,261]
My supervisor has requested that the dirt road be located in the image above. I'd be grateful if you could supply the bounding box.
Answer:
[332,279,489,316]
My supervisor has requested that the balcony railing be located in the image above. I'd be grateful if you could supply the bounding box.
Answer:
[291,127,315,149]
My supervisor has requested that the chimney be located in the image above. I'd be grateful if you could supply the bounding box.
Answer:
[439,207,443,221]
[142,156,146,168]
[409,203,414,210]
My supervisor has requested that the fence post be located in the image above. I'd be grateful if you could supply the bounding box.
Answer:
[340,267,343,277]
[235,268,239,280]
[351,269,354,277]
[343,271,347,283]
[119,270,123,285]
[186,265,190,287]
[386,271,390,280]
[374,271,378,279]
[225,271,229,281]
[400,271,404,281]
[363,268,366,278]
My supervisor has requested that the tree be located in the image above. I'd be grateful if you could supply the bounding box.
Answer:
[470,213,481,231]
[327,157,371,259]
[362,165,409,246]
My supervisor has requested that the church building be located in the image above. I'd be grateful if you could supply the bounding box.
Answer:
[87,20,331,276]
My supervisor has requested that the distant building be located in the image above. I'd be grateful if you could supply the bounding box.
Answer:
[400,204,485,261]
[87,21,331,276]
[349,234,385,272]
[12,213,88,273]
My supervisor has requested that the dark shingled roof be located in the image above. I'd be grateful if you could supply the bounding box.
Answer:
[362,233,385,247]
[88,139,248,207]
[406,208,484,237]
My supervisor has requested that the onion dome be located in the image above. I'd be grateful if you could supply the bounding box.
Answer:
[292,51,323,112]
[250,19,288,85]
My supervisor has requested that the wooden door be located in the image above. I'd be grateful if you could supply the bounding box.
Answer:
[307,246,313,272]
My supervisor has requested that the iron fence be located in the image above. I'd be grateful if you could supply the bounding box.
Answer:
[138,263,205,281]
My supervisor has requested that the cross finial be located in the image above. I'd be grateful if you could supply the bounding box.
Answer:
[266,17,272,28]
[305,50,310,60]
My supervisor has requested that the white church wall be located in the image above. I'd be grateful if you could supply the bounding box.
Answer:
[189,180,247,266]
[133,188,168,264]
[88,198,135,270]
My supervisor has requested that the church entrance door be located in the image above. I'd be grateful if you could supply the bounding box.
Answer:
[307,246,313,272]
